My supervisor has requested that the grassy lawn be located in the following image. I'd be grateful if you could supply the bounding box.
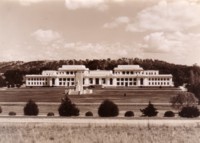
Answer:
[0,87,180,103]
[0,118,199,143]
[0,87,181,116]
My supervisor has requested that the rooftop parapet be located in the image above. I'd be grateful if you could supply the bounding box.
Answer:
[58,65,89,71]
[114,65,144,71]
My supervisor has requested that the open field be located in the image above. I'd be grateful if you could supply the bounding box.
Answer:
[0,118,199,143]
[0,87,181,103]
[0,102,176,117]
[0,87,182,116]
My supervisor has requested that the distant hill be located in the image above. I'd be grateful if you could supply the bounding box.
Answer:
[0,58,199,87]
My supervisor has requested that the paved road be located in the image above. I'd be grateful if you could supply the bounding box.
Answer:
[0,117,199,127]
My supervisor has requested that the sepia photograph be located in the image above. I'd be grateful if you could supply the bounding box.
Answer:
[0,0,200,142]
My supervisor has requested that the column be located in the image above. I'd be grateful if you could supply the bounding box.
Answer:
[106,78,110,86]
[137,78,140,86]
[55,78,59,86]
[113,78,117,86]
[85,78,89,86]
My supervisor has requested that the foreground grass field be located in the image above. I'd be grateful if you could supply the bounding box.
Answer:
[0,87,180,103]
[0,118,199,143]
[0,87,181,116]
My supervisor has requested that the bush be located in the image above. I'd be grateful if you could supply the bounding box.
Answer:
[170,92,198,109]
[179,106,200,118]
[0,106,2,114]
[140,101,158,117]
[24,99,39,116]
[98,99,119,117]
[124,111,134,117]
[85,111,93,117]
[9,111,16,116]
[164,111,175,117]
[47,112,54,116]
[58,96,79,116]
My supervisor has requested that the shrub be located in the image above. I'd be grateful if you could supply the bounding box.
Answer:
[0,106,2,114]
[24,99,39,116]
[140,101,158,117]
[47,112,54,116]
[164,111,175,117]
[9,111,16,116]
[58,96,79,116]
[170,92,198,109]
[85,111,93,117]
[98,99,119,117]
[179,106,200,118]
[124,111,134,117]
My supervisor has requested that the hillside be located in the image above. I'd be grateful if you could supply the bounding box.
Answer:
[0,58,199,87]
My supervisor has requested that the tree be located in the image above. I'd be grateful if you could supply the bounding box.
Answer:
[24,99,39,116]
[0,76,6,87]
[170,92,198,108]
[179,106,200,118]
[58,96,79,116]
[140,101,158,117]
[98,100,119,117]
[4,69,24,87]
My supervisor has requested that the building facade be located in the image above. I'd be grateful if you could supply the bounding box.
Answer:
[25,65,174,87]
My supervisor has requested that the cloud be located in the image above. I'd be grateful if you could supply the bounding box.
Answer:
[31,29,61,44]
[65,0,108,11]
[140,31,200,59]
[19,0,45,6]
[64,0,128,11]
[126,0,200,32]
[103,16,130,28]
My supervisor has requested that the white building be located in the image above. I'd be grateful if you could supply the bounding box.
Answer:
[25,65,174,87]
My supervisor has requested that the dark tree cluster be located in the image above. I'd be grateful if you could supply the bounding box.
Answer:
[98,99,119,117]
[58,96,79,116]
[140,101,158,117]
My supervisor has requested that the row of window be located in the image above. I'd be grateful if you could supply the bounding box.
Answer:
[117,78,137,82]
[149,78,170,81]
[27,78,47,81]
[59,82,74,86]
[149,82,170,85]
[115,71,158,75]
[27,82,48,85]
[59,78,74,82]
[117,82,137,86]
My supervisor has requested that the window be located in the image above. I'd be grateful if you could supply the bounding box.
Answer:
[122,71,125,74]
[117,78,120,81]
[89,78,93,84]
[110,79,113,85]
[131,71,133,74]
[102,78,106,84]
[117,82,120,85]
[125,78,128,81]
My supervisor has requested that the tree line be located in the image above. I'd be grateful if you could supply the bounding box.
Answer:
[0,58,200,94]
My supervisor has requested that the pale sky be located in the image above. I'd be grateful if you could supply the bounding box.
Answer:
[0,0,200,65]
